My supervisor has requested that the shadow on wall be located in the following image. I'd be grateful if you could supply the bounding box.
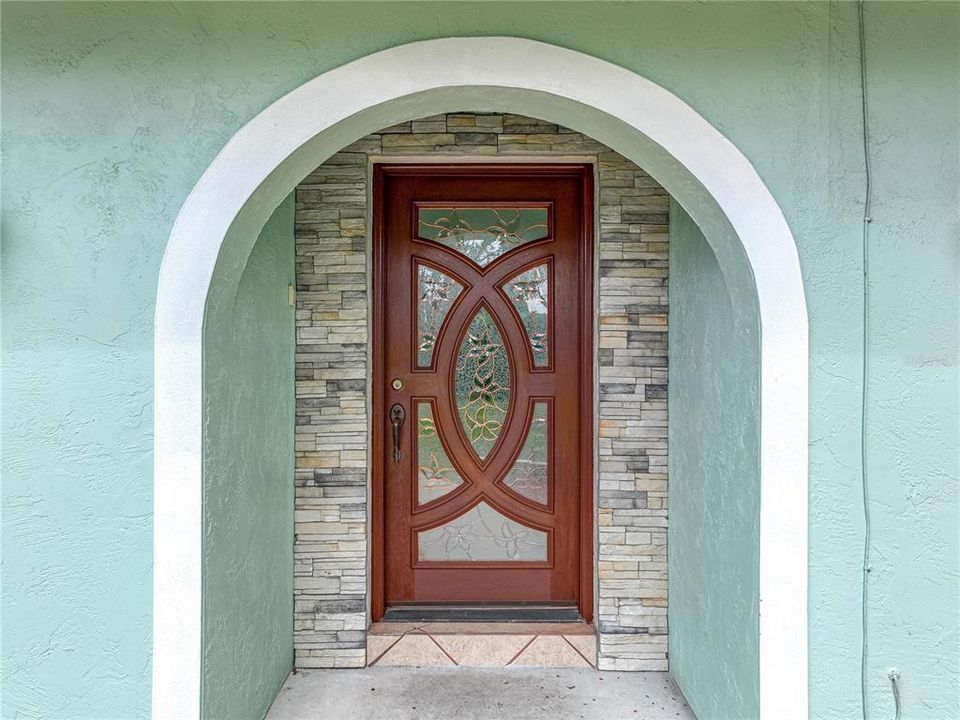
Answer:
[668,198,760,720]
[201,196,296,720]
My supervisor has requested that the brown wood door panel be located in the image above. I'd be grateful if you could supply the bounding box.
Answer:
[372,164,593,619]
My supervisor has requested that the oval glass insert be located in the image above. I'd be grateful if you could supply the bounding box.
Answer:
[417,264,463,367]
[502,402,549,505]
[502,263,549,367]
[418,207,549,267]
[455,307,511,461]
[416,402,464,505]
[417,501,547,562]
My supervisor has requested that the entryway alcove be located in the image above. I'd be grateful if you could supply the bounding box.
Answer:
[153,37,808,720]
[291,115,669,671]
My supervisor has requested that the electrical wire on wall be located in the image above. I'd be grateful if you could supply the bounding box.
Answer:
[857,5,902,720]
[856,1,874,718]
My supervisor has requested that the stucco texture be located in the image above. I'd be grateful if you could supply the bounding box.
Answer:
[201,196,295,719]
[668,201,761,719]
[1,3,957,720]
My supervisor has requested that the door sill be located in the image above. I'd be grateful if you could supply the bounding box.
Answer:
[382,604,581,623]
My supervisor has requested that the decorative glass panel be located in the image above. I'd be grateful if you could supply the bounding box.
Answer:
[503,264,549,367]
[455,307,510,461]
[418,207,549,267]
[503,403,548,505]
[418,501,547,562]
[417,402,464,505]
[417,265,463,367]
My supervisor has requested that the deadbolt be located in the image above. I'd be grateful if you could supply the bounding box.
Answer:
[391,377,404,391]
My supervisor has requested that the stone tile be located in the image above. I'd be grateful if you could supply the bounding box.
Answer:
[563,634,597,666]
[367,622,418,636]
[510,635,591,668]
[373,634,455,667]
[431,634,533,667]
[366,635,400,665]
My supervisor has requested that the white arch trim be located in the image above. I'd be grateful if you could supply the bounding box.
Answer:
[153,37,808,719]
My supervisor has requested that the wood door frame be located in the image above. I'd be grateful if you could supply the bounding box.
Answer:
[370,163,595,622]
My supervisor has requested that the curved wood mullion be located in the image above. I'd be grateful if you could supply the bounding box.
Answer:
[478,483,556,531]
[411,256,474,297]
[410,483,484,529]
[432,287,487,369]
[474,242,555,286]
[442,295,530,473]
[473,290,535,473]
[411,257,473,371]
[410,396,476,510]
[413,235,553,287]
[428,291,553,529]
[487,279,537,377]
[416,381,553,528]
[410,241,486,286]
[497,256,554,373]
[430,296,488,472]
[491,398,553,513]
[410,478,555,531]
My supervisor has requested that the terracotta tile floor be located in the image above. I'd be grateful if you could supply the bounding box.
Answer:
[367,622,596,668]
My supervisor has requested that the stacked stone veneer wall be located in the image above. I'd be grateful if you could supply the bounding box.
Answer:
[293,113,669,670]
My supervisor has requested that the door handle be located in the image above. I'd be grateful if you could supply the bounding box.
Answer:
[389,403,406,463]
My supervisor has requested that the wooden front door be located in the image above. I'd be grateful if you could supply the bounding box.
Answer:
[372,165,593,621]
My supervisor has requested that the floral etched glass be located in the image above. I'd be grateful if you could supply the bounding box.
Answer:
[418,207,548,266]
[418,501,547,561]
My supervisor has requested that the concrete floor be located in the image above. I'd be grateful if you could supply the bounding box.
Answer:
[266,667,695,720]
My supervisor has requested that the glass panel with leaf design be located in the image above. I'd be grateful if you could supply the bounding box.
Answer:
[417,265,462,367]
[454,307,510,461]
[416,402,464,505]
[502,403,548,505]
[418,207,548,266]
[503,264,549,367]
[417,501,547,562]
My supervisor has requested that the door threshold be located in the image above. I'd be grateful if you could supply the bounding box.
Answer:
[382,604,581,623]
[370,621,595,636]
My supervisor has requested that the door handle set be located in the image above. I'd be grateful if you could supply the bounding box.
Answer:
[389,403,406,462]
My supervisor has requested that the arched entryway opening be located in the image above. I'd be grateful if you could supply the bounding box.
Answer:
[153,37,808,720]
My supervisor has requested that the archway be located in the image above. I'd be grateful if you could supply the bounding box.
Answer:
[153,37,808,719]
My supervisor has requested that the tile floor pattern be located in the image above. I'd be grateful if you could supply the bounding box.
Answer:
[367,622,597,668]
[266,667,696,720]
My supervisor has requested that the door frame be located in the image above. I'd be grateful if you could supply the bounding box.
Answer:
[370,162,596,622]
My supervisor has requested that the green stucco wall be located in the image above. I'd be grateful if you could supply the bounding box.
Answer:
[856,13,959,720]
[201,196,295,719]
[1,3,957,719]
[668,201,760,718]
